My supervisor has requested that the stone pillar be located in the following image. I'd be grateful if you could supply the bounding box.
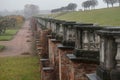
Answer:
[83,30,89,50]
[75,29,82,49]
[100,36,117,70]
[39,30,50,58]
[47,22,51,30]
[63,25,67,41]
[56,23,60,33]
[60,24,63,34]
[48,39,61,66]
[58,45,74,80]
[49,21,52,30]
[45,20,47,27]
[52,22,56,33]
[95,34,100,50]
[89,32,95,50]
[115,38,120,69]
[41,67,54,80]
[96,27,120,80]
[67,26,71,41]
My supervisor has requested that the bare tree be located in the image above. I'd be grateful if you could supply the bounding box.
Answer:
[66,3,77,11]
[103,0,117,7]
[82,0,98,10]
[103,0,110,7]
[90,0,98,9]
[110,0,117,7]
[51,3,77,13]
[117,0,120,6]
[24,4,39,19]
[82,1,91,10]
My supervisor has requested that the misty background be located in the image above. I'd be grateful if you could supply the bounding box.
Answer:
[0,0,119,16]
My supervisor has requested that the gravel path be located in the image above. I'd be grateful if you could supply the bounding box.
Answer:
[0,21,33,57]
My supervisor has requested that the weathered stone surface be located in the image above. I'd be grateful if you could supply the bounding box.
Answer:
[33,17,120,80]
[111,69,120,80]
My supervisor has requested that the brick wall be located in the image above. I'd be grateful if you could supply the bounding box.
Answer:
[58,47,74,80]
[39,30,51,58]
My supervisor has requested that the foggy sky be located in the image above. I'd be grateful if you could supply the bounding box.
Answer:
[0,0,118,11]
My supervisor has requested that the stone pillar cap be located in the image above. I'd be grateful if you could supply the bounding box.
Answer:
[75,25,103,30]
[62,21,76,25]
[97,27,120,36]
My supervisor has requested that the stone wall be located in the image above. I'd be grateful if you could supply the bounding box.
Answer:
[33,20,99,80]
[31,17,120,80]
[39,29,51,58]
[58,47,74,80]
[57,47,98,80]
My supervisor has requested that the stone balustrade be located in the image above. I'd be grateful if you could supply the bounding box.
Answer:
[62,21,76,47]
[30,17,120,80]
[86,27,120,80]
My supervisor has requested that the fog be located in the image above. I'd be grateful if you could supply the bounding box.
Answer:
[0,0,119,16]
[0,0,110,11]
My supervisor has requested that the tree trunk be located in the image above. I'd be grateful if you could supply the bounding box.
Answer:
[112,3,114,7]
[107,3,109,8]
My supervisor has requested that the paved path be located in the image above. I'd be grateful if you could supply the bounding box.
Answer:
[0,21,33,57]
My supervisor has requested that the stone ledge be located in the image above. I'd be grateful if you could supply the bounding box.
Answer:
[86,73,98,80]
[50,39,61,43]
[57,44,74,50]
[62,40,75,47]
[75,25,102,30]
[43,67,54,71]
[97,27,120,37]
[37,47,43,50]
[66,54,99,64]
[47,35,52,38]
[66,54,76,59]
[40,59,49,61]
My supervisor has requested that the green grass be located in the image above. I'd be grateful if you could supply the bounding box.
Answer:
[54,7,120,26]
[48,12,69,18]
[0,56,40,80]
[0,45,5,51]
[0,29,18,41]
[4,29,18,35]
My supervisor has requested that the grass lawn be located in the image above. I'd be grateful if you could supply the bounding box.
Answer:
[3,29,18,35]
[54,7,120,26]
[0,45,5,51]
[0,29,18,41]
[0,56,40,80]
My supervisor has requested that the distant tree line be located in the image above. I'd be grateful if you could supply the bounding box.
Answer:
[51,0,120,13]
[82,0,98,10]
[103,0,120,7]
[82,0,120,10]
[51,3,77,13]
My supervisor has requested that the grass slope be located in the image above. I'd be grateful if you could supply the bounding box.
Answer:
[55,7,120,26]
[0,56,40,80]
[48,12,69,18]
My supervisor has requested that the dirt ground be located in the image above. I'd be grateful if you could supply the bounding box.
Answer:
[0,21,34,57]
